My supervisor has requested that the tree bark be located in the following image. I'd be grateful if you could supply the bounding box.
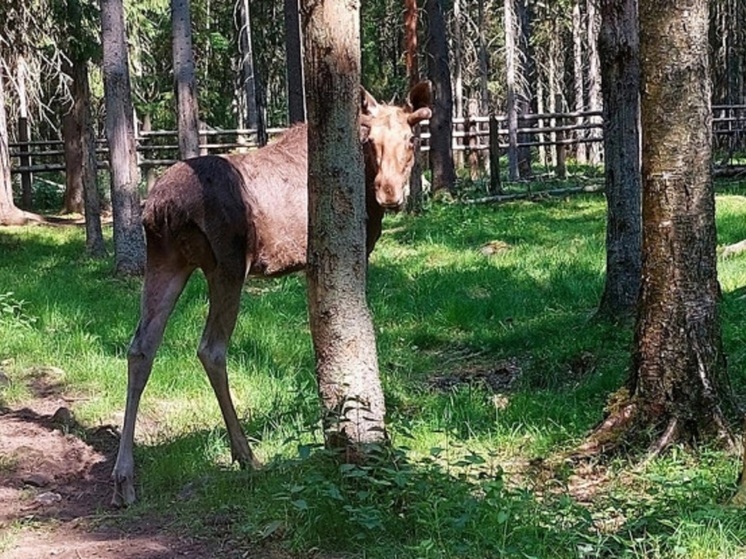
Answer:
[426,0,456,194]
[303,0,388,452]
[171,0,201,160]
[572,0,587,164]
[504,0,519,180]
[284,0,305,124]
[585,0,735,454]
[62,57,106,257]
[586,0,604,165]
[101,0,145,275]
[15,55,33,210]
[596,0,641,319]
[0,54,32,226]
[404,0,423,213]
[238,0,266,146]
[515,0,533,178]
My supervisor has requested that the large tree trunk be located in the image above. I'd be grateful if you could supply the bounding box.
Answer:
[585,0,735,455]
[303,0,387,452]
[596,0,641,319]
[426,0,456,194]
[284,0,305,124]
[101,0,145,275]
[171,0,201,160]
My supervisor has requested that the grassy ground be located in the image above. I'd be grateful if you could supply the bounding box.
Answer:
[2,181,746,557]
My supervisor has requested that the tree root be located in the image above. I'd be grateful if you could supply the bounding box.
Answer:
[574,402,638,457]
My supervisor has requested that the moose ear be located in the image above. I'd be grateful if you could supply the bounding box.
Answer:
[359,114,373,143]
[361,87,380,116]
[407,80,432,112]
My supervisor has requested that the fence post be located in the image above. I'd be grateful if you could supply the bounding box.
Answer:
[489,115,502,194]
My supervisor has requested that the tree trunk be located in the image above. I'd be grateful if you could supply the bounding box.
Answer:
[238,0,266,146]
[572,0,587,164]
[100,0,145,275]
[426,0,456,194]
[0,55,31,226]
[65,57,106,258]
[504,0,519,180]
[303,0,388,452]
[284,0,305,124]
[16,55,32,210]
[515,0,533,178]
[452,0,464,168]
[596,0,641,320]
[477,0,490,114]
[171,0,201,160]
[586,0,603,165]
[585,0,735,455]
[404,0,423,213]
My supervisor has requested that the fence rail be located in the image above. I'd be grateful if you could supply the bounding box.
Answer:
[8,106,746,191]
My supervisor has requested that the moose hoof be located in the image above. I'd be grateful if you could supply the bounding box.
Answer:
[111,476,137,508]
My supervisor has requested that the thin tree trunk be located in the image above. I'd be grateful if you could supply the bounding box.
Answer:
[101,0,145,275]
[597,0,641,319]
[477,0,489,113]
[16,55,32,210]
[238,0,266,146]
[586,0,603,165]
[452,0,464,168]
[573,0,587,164]
[515,0,533,178]
[0,53,33,226]
[504,0,519,180]
[75,60,107,258]
[426,0,456,194]
[303,0,387,451]
[284,0,305,124]
[405,0,424,213]
[171,0,201,160]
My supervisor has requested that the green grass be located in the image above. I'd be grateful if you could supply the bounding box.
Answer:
[3,182,746,557]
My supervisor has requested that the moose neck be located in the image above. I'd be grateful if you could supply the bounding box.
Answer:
[363,146,386,256]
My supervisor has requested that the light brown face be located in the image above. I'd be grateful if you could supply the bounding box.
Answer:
[365,110,418,210]
[361,82,432,211]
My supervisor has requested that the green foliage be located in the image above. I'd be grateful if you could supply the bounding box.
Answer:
[2,185,746,557]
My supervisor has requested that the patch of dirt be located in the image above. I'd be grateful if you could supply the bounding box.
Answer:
[0,375,239,559]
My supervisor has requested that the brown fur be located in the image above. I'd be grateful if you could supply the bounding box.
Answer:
[110,83,433,507]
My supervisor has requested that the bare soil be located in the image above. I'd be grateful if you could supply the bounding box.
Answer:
[0,376,275,559]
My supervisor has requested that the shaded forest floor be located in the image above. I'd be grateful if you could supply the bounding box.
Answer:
[3,189,746,557]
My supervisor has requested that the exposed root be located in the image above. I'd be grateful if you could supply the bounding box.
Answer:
[0,209,46,226]
[643,417,679,463]
[574,402,638,457]
[722,239,746,259]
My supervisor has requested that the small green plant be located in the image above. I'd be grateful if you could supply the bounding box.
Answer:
[0,292,37,329]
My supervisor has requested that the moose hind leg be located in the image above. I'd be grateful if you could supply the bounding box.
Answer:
[198,269,261,469]
[112,264,192,507]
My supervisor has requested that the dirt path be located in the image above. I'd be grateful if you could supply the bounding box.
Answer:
[0,384,226,558]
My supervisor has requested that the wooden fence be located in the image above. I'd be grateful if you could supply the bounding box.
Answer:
[8,105,746,195]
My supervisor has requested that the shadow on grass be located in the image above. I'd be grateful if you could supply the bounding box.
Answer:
[127,426,741,559]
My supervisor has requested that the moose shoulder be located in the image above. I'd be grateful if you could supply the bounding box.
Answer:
[110,81,432,506]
